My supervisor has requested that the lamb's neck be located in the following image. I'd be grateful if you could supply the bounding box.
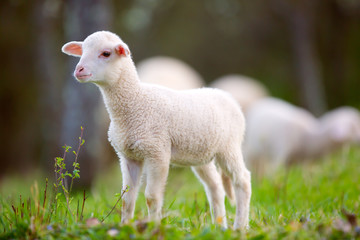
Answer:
[98,67,141,122]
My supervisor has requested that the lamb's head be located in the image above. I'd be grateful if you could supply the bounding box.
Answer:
[61,31,131,84]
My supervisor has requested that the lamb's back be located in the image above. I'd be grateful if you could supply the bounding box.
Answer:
[141,85,245,165]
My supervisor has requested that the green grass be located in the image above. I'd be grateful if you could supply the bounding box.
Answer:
[1,148,360,239]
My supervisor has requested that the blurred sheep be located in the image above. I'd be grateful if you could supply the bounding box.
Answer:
[137,56,205,90]
[210,74,269,114]
[244,98,359,176]
[319,107,360,148]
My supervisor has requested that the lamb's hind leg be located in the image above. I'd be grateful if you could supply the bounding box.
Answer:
[192,162,227,228]
[217,150,251,230]
[221,172,235,205]
[120,157,143,224]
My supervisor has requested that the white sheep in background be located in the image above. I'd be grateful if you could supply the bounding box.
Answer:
[137,56,205,90]
[62,31,251,229]
[210,74,268,114]
[210,74,268,197]
[244,98,359,176]
[319,106,360,147]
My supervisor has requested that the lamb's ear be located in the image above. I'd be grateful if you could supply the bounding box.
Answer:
[61,41,83,57]
[115,43,130,57]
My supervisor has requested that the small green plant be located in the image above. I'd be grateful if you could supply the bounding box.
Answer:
[52,126,85,222]
[0,126,133,239]
[0,127,87,238]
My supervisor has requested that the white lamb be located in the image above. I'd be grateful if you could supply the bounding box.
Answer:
[61,31,251,229]
[244,98,358,176]
[210,74,268,114]
[137,56,205,90]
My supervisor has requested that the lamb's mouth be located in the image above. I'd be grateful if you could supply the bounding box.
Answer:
[75,74,92,82]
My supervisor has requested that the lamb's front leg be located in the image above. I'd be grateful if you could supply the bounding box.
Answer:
[120,157,143,224]
[143,157,170,222]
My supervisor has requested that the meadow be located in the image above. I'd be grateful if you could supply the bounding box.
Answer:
[1,146,359,239]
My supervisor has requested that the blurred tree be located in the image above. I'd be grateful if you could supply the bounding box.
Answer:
[33,0,65,172]
[270,0,327,115]
[61,0,113,187]
[0,1,40,177]
[318,0,360,109]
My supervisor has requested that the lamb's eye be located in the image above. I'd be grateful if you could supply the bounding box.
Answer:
[101,51,111,57]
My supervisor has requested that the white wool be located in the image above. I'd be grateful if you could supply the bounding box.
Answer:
[97,57,205,167]
[62,31,251,230]
[137,56,205,90]
[210,74,268,114]
[244,98,359,176]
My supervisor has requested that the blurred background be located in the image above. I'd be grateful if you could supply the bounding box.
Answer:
[1,0,360,187]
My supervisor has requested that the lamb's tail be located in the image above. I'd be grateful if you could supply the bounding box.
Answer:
[221,172,236,205]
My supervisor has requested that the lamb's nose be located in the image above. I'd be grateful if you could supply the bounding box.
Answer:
[76,66,84,73]
[74,65,90,80]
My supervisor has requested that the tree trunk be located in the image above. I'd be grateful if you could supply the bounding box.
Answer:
[62,0,113,187]
[288,2,327,115]
[33,0,64,171]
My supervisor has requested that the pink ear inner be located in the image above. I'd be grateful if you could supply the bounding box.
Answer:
[64,43,83,56]
[115,45,129,56]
